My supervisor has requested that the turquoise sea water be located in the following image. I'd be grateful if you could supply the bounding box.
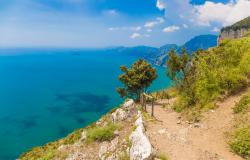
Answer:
[0,48,171,159]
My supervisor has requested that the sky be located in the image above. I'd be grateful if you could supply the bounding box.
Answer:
[0,0,249,48]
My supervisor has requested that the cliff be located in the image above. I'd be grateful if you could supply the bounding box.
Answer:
[218,16,250,44]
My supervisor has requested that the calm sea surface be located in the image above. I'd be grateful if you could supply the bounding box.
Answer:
[0,48,171,159]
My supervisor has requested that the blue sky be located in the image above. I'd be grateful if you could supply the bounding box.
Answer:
[0,0,249,48]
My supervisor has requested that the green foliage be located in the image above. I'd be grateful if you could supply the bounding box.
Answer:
[222,16,250,31]
[118,151,130,160]
[154,152,169,160]
[117,59,157,100]
[166,48,189,84]
[86,122,119,142]
[194,37,250,105]
[19,128,84,160]
[229,126,250,158]
[62,128,83,145]
[167,36,250,110]
[233,95,250,114]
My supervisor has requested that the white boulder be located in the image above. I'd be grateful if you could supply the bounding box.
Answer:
[123,99,135,109]
[129,111,153,160]
[112,108,127,123]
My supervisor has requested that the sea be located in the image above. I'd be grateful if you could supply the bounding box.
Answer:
[0,48,171,159]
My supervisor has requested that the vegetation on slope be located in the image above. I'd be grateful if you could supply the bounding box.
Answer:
[230,91,250,159]
[166,35,250,120]
[222,16,250,31]
[19,128,84,160]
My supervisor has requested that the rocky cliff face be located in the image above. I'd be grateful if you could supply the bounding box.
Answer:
[218,28,248,43]
[218,16,250,44]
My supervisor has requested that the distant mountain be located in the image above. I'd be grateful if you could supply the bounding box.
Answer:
[182,35,218,53]
[108,34,218,66]
[154,34,218,66]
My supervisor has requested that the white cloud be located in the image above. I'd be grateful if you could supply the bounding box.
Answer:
[156,0,250,27]
[103,9,119,17]
[194,1,233,26]
[156,0,166,10]
[144,34,151,38]
[183,24,188,28]
[131,26,141,31]
[195,0,250,26]
[163,25,180,33]
[144,17,165,28]
[146,29,152,32]
[108,26,141,31]
[130,33,141,39]
[211,27,220,32]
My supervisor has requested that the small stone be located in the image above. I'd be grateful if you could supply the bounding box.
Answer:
[177,120,181,124]
[114,130,119,136]
[80,131,87,141]
[157,129,167,135]
[194,123,200,128]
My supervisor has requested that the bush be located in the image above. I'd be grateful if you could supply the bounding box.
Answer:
[229,127,250,158]
[86,123,119,142]
[233,95,250,113]
[154,152,168,160]
[166,36,250,111]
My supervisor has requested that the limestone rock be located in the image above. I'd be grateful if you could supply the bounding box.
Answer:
[129,111,153,160]
[112,108,127,123]
[123,99,135,109]
[80,131,86,141]
[99,137,119,160]
[66,151,86,160]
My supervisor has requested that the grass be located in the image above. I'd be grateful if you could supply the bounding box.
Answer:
[229,91,250,159]
[229,126,250,158]
[19,128,84,160]
[152,87,178,100]
[118,151,130,160]
[233,94,250,113]
[86,122,120,142]
[154,152,169,160]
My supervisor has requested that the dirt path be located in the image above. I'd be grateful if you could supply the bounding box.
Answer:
[145,92,248,160]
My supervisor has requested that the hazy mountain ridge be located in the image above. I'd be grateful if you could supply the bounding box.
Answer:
[111,34,218,66]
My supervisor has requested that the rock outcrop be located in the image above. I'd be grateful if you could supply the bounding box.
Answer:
[129,111,153,160]
[112,108,128,123]
[218,16,250,44]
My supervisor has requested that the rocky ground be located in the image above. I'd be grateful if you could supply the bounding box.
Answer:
[145,91,250,160]
[53,99,154,160]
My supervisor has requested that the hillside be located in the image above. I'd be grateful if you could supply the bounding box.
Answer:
[219,16,250,43]
[222,16,250,32]
[19,34,250,160]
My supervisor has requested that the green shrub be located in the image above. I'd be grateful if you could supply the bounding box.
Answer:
[233,95,250,113]
[154,152,168,160]
[86,123,119,142]
[166,36,250,112]
[62,128,84,145]
[118,151,130,160]
[229,127,250,158]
